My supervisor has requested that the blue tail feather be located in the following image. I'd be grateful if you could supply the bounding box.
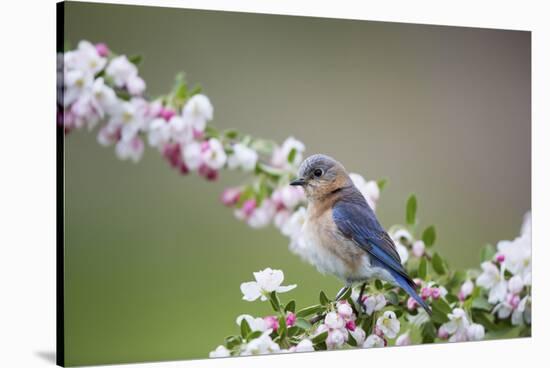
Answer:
[388,269,432,315]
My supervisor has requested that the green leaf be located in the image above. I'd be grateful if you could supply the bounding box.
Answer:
[377,178,388,191]
[224,335,242,349]
[339,287,352,301]
[386,291,399,305]
[287,326,300,337]
[374,280,383,291]
[472,297,493,312]
[296,305,325,318]
[204,125,220,139]
[431,252,446,275]
[284,300,296,313]
[431,298,452,324]
[421,321,436,343]
[247,330,262,341]
[319,291,329,306]
[240,318,251,338]
[422,226,436,247]
[189,84,202,96]
[418,257,428,279]
[406,195,417,225]
[287,148,297,164]
[269,291,281,312]
[480,243,496,263]
[294,318,312,330]
[128,54,143,65]
[347,332,357,346]
[224,129,239,139]
[256,162,285,178]
[311,331,328,345]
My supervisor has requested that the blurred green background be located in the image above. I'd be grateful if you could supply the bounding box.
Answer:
[62,2,531,366]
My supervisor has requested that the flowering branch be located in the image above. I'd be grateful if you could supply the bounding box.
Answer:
[58,41,531,358]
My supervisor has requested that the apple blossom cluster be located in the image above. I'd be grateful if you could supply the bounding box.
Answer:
[59,40,286,181]
[211,207,531,358]
[475,212,531,326]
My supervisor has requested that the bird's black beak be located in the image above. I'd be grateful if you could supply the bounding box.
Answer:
[290,178,306,186]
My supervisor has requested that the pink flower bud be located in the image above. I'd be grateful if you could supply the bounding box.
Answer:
[345,320,356,331]
[193,128,204,140]
[458,290,465,302]
[221,188,241,206]
[507,293,521,309]
[264,316,279,332]
[162,143,182,168]
[374,326,383,337]
[95,42,109,57]
[431,288,441,299]
[200,141,210,153]
[179,162,189,175]
[242,199,257,217]
[421,287,431,300]
[159,107,176,121]
[198,164,218,181]
[413,278,423,287]
[407,296,418,310]
[495,254,505,264]
[412,240,425,257]
[437,326,449,339]
[286,312,296,327]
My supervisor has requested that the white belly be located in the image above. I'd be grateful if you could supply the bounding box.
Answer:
[301,217,395,284]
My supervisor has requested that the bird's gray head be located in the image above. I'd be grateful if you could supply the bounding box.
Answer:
[290,154,352,200]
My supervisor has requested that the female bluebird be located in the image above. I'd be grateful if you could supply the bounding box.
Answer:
[290,154,432,315]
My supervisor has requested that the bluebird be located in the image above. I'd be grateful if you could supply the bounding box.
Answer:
[290,154,432,315]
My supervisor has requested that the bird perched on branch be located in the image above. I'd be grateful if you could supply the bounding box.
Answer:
[290,154,432,315]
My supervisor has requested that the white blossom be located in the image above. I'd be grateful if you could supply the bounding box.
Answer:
[241,331,280,356]
[363,294,386,316]
[147,118,171,147]
[126,75,146,95]
[349,173,380,210]
[376,311,400,339]
[240,268,296,302]
[236,314,269,332]
[106,55,138,88]
[115,136,144,163]
[209,345,230,358]
[508,275,524,295]
[271,137,305,169]
[396,331,411,346]
[294,339,314,352]
[349,326,366,346]
[182,141,203,170]
[247,199,276,229]
[324,311,345,330]
[441,308,470,342]
[202,138,227,170]
[476,261,507,304]
[227,143,258,171]
[182,94,213,132]
[466,323,485,341]
[326,329,347,349]
[363,334,384,348]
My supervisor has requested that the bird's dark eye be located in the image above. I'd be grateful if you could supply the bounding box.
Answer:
[313,168,323,177]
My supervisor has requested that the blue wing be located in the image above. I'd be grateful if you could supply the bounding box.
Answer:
[332,190,431,314]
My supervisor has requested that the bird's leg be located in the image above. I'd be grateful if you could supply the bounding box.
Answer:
[357,282,367,312]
